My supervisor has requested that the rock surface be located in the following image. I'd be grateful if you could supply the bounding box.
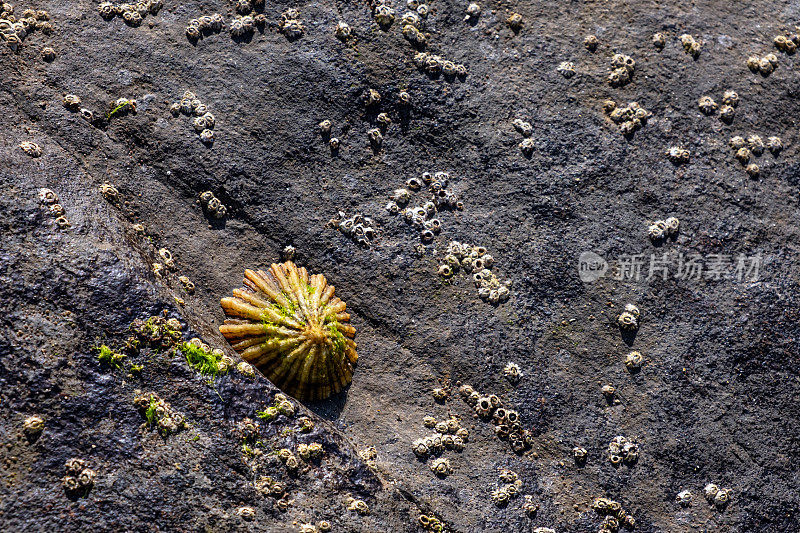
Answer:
[2,1,800,532]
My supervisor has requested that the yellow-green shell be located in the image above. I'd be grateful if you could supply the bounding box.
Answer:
[219,262,357,401]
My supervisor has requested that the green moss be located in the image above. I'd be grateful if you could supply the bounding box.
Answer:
[256,406,278,421]
[96,344,125,369]
[144,396,159,427]
[129,364,144,374]
[179,342,226,376]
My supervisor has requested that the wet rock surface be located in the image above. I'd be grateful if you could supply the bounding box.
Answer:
[2,1,800,532]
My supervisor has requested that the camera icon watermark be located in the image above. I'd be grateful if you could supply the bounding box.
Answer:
[578,251,608,282]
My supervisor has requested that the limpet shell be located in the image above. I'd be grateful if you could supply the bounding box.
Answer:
[220,261,358,401]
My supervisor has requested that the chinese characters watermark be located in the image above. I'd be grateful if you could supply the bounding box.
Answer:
[578,251,761,283]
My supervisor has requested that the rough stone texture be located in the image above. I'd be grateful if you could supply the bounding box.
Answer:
[2,1,800,532]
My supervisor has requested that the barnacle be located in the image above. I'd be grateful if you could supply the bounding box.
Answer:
[335,21,352,40]
[666,147,690,164]
[679,34,701,57]
[573,446,587,464]
[722,90,739,107]
[41,46,55,61]
[624,350,643,371]
[23,415,44,441]
[584,34,598,51]
[219,262,358,401]
[698,96,717,115]
[557,61,576,78]
[719,105,735,123]
[652,32,666,49]
[512,118,533,137]
[346,496,370,515]
[429,457,452,477]
[767,136,783,154]
[676,489,693,507]
[747,135,764,155]
[506,12,522,31]
[63,94,81,111]
[503,362,521,383]
[19,141,42,157]
[745,163,759,178]
[618,303,639,330]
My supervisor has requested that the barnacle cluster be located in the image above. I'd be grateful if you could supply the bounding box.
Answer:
[180,338,232,376]
[184,13,225,41]
[459,383,532,453]
[256,392,296,422]
[385,170,462,244]
[22,415,44,442]
[107,97,137,120]
[440,241,511,305]
[279,8,304,39]
[345,495,370,515]
[607,435,639,466]
[372,0,396,28]
[413,52,468,81]
[617,303,640,331]
[254,475,291,510]
[178,275,195,294]
[513,118,533,138]
[648,216,679,241]
[603,100,650,136]
[410,414,468,477]
[220,262,358,401]
[328,211,376,247]
[233,417,260,441]
[63,458,96,498]
[704,483,732,510]
[134,391,187,436]
[557,61,576,78]
[666,147,690,165]
[523,494,540,517]
[592,497,636,531]
[127,315,183,352]
[237,360,256,377]
[170,90,216,145]
[199,190,227,219]
[19,141,42,157]
[774,31,800,54]
[491,469,523,507]
[679,34,701,58]
[1,6,53,52]
[746,53,778,76]
[698,91,737,123]
[98,1,161,27]
[38,188,70,229]
[400,5,428,48]
[608,53,635,87]
[728,134,781,177]
[418,513,446,533]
